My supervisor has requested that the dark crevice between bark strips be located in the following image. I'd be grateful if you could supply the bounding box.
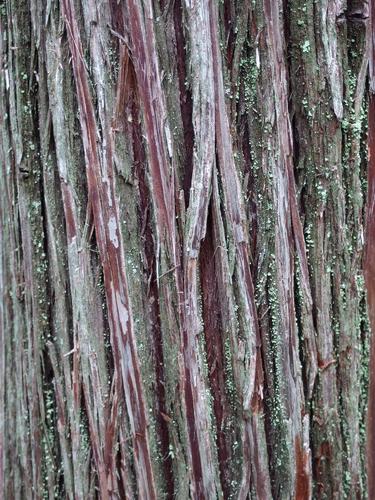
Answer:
[200,201,233,499]
[124,0,226,497]
[284,0,317,407]
[8,1,52,493]
[210,1,273,497]
[39,164,62,496]
[173,0,194,205]
[36,72,67,487]
[129,88,174,497]
[263,0,317,496]
[241,119,258,276]
[223,0,235,69]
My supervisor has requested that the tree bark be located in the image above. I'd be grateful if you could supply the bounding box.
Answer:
[0,0,371,498]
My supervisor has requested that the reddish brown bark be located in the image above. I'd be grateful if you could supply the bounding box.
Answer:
[62,0,157,496]
[0,0,370,498]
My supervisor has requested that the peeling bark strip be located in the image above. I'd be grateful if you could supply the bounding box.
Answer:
[0,0,370,498]
[209,4,272,497]
[61,1,156,498]
[181,1,222,497]
[124,0,222,496]
[44,13,113,495]
[124,0,175,243]
[132,107,174,496]
[263,0,317,400]
[366,93,375,500]
[366,2,375,496]
[263,0,313,496]
[0,18,6,497]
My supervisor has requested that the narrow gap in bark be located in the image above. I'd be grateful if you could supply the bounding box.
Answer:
[173,0,194,205]
[132,96,174,498]
[241,119,257,276]
[80,385,99,494]
[213,157,226,239]
[223,0,235,68]
[39,159,60,450]
[200,201,230,498]
[284,0,313,406]
[28,49,60,494]
[115,446,127,499]
[258,325,273,481]
[290,114,301,191]
[14,180,24,295]
[44,120,74,345]
[96,262,114,378]
[260,281,277,497]
[109,0,125,35]
[283,0,292,100]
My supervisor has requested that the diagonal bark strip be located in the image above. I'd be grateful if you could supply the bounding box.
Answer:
[209,2,271,497]
[61,1,156,497]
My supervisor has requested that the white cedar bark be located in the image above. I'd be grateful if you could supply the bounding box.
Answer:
[0,0,371,498]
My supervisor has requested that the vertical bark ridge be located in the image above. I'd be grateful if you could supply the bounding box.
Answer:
[200,205,232,497]
[181,1,222,497]
[114,26,190,495]
[123,0,176,245]
[61,0,157,497]
[366,1,375,496]
[209,2,272,497]
[4,0,49,495]
[334,16,368,495]
[123,0,223,496]
[263,0,314,496]
[45,4,134,494]
[131,88,174,497]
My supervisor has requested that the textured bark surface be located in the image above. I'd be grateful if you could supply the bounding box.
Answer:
[0,0,371,499]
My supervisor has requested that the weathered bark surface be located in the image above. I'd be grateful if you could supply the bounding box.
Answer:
[365,1,375,498]
[0,0,371,498]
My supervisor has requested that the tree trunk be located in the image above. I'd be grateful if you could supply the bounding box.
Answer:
[0,0,371,498]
